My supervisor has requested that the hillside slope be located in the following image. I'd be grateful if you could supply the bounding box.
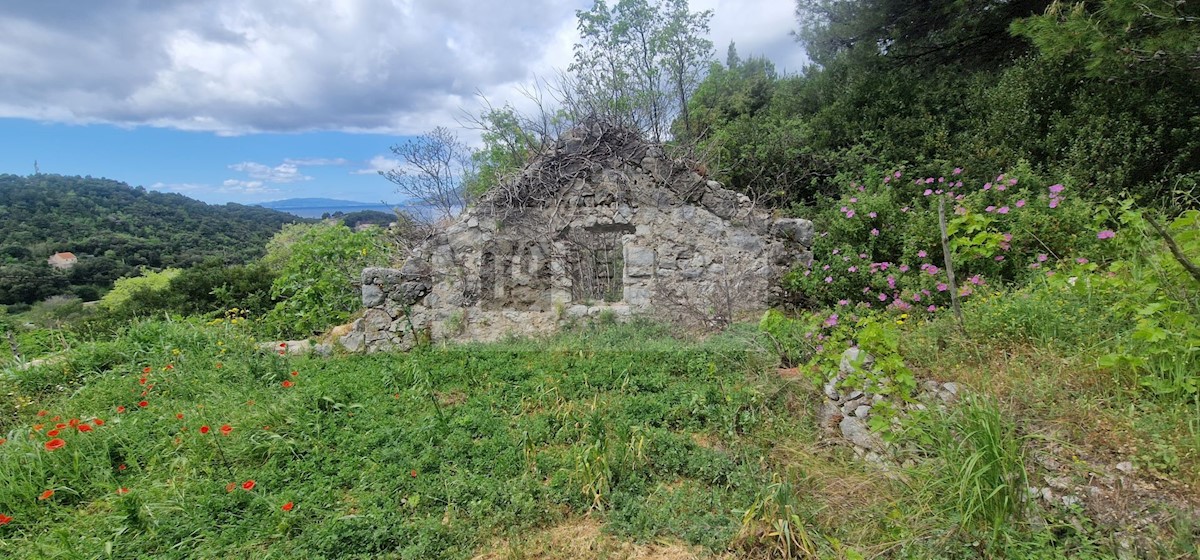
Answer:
[0,174,308,304]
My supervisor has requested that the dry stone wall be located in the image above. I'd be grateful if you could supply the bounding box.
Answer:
[341,121,813,353]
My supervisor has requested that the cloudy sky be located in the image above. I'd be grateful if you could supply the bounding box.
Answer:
[0,0,807,205]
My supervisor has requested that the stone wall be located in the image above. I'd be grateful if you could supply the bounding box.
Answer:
[341,122,813,353]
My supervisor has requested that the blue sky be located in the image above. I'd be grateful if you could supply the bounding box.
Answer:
[0,1,807,205]
[0,118,405,204]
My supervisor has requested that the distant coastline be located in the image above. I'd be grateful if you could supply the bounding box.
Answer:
[256,198,400,219]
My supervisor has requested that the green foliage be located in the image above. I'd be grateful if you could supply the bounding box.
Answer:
[262,223,391,338]
[98,268,181,312]
[1012,0,1200,78]
[0,174,305,305]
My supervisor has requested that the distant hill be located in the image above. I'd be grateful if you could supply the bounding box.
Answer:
[0,174,308,306]
[257,198,400,218]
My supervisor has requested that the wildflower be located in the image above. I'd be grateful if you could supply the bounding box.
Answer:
[93,418,104,427]
[1016,199,1026,208]
[823,314,839,328]
[44,438,66,451]
[824,276,832,284]
[1097,230,1115,240]
[77,424,92,433]
[176,414,184,420]
[290,371,298,377]
[0,438,5,445]
[220,424,233,436]
[410,469,418,478]
[901,207,910,213]
[36,410,47,417]
[848,266,858,272]
[985,206,995,213]
[994,255,1005,261]
[894,171,902,178]
[282,502,294,512]
[200,425,210,434]
[242,480,256,491]
[917,250,927,258]
[953,167,963,175]
[967,275,983,285]
[954,206,967,215]
[923,189,932,196]
[1049,198,1060,209]
[226,482,237,493]
[868,212,877,218]
[870,228,879,236]
[959,286,973,297]
[831,248,840,255]
[1037,254,1048,262]
[143,367,151,374]
[878,293,888,302]
[117,488,129,495]
[138,401,148,408]
[997,206,1009,214]
[1030,263,1041,269]
[837,299,849,306]
[983,183,991,190]
[1049,184,1064,194]
[936,283,948,292]
[1076,258,1089,264]
[281,380,294,388]
[898,264,910,273]
[215,363,223,369]
[822,264,830,271]
[996,184,1006,191]
[46,429,60,437]
[925,265,940,275]
[845,210,856,218]
[118,464,127,471]
[849,197,858,203]
[38,490,54,501]
[927,305,937,312]
[0,513,11,525]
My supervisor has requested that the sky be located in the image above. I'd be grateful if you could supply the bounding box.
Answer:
[0,0,808,205]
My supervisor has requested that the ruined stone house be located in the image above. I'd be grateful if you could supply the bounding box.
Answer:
[341,121,813,353]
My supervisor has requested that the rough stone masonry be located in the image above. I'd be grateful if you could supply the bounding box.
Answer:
[341,120,814,353]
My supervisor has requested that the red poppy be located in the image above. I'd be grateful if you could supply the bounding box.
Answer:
[279,342,287,348]
[225,482,237,493]
[44,438,66,451]
[0,513,11,524]
[165,364,174,370]
[139,377,147,385]
[143,367,151,374]
[138,401,149,408]
[68,419,79,427]
[118,464,127,471]
[215,362,223,369]
[291,370,298,377]
[93,418,105,426]
[116,488,129,495]
[33,424,44,431]
[200,425,211,434]
[46,429,60,437]
[36,410,47,417]
[0,438,6,445]
[52,415,60,421]
[116,406,126,413]
[77,424,93,433]
[220,424,232,436]
[38,489,54,501]
[242,480,255,491]
[176,413,184,420]
[55,423,66,429]
[281,501,294,512]
[281,380,294,388]
[410,469,418,478]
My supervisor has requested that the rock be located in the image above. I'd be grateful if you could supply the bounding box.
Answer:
[839,347,874,375]
[839,416,886,452]
[818,400,842,431]
[823,380,841,401]
[942,382,958,395]
[1115,461,1134,474]
[853,405,872,418]
[771,218,814,246]
[312,343,333,357]
[847,390,864,401]
[361,283,385,307]
[339,332,364,353]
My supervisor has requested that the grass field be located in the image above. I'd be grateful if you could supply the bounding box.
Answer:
[0,317,1195,559]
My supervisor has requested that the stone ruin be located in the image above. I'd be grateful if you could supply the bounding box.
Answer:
[340,120,813,353]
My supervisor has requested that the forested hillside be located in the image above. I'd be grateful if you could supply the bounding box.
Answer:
[0,174,306,305]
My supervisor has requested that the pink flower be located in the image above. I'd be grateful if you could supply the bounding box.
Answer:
[846,210,856,218]
[938,177,945,183]
[868,212,877,218]
[1002,233,1013,242]
[983,183,991,190]
[958,286,973,297]
[923,189,933,196]
[901,207,910,213]
[925,266,940,275]
[822,264,830,270]
[925,178,935,184]
[967,275,983,285]
[1037,254,1048,262]
[997,206,1009,214]
[832,248,840,255]
[897,264,910,273]
[1030,263,1041,269]
[870,228,879,236]
[927,305,937,312]
[1076,258,1089,264]
[1015,199,1026,208]
[823,314,839,328]
[859,253,867,259]
[878,293,888,302]
[953,167,963,175]
[1048,184,1064,194]
[848,266,858,272]
[985,206,995,213]
[824,276,833,284]
[883,176,891,183]
[887,275,896,289]
[996,184,1006,191]
[849,197,858,203]
[1049,198,1060,209]
[838,299,849,306]
[936,283,948,292]
[917,250,927,258]
[894,171,902,178]
[994,255,1005,261]
[1097,230,1115,240]
[840,206,848,213]
[912,293,922,302]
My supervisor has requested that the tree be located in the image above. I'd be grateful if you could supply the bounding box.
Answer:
[381,127,476,223]
[568,0,713,141]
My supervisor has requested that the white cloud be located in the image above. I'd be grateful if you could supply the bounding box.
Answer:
[220,178,276,195]
[352,154,402,175]
[0,1,807,135]
[228,161,312,183]
[284,157,349,166]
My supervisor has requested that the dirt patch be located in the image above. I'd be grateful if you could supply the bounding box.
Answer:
[473,517,729,560]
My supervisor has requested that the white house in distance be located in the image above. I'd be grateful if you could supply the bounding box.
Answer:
[47,252,78,269]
